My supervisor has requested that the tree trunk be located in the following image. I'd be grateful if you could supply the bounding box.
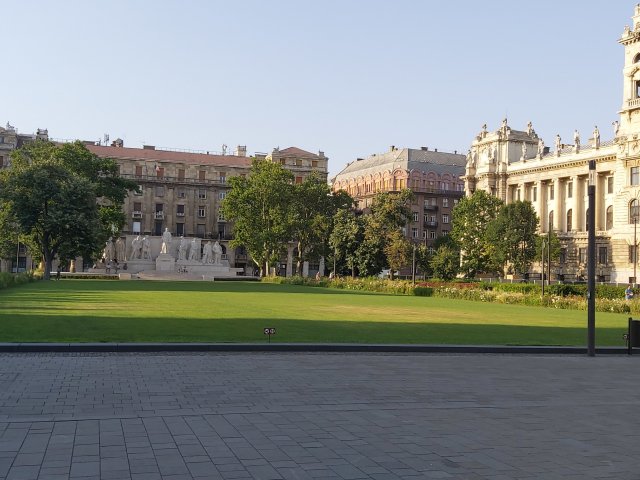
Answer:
[43,251,53,280]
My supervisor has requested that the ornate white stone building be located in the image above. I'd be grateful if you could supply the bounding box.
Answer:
[464,4,640,283]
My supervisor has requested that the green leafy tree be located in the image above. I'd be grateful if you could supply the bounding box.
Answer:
[0,141,136,279]
[221,159,294,276]
[356,189,414,277]
[534,230,562,262]
[290,174,353,275]
[430,244,460,280]
[486,201,539,275]
[415,244,431,278]
[383,230,412,280]
[451,190,503,278]
[329,208,364,277]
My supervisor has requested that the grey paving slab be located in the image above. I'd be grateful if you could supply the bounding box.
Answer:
[0,352,638,479]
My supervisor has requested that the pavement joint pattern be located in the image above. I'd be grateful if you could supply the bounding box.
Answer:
[0,352,638,479]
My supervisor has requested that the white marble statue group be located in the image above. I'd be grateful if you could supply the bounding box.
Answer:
[102,237,128,263]
[129,235,152,260]
[177,236,222,264]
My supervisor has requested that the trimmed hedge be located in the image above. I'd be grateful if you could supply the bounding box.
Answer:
[262,276,433,296]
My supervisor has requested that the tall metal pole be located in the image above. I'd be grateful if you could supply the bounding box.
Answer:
[541,240,545,296]
[635,217,637,286]
[587,160,596,357]
[412,244,416,285]
[547,230,551,286]
[15,236,20,274]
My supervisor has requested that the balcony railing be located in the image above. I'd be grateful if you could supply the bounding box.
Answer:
[176,212,185,217]
[629,98,640,109]
[424,205,438,211]
[425,221,438,228]
[132,211,142,218]
[154,212,164,219]
[121,173,227,186]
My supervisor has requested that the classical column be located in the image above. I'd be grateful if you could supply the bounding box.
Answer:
[536,180,545,232]
[318,256,325,277]
[572,175,581,231]
[518,183,525,202]
[302,261,309,278]
[595,173,604,231]
[553,177,562,231]
[286,245,294,277]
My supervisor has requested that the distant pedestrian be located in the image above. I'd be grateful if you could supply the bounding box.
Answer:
[626,285,634,301]
[56,266,61,281]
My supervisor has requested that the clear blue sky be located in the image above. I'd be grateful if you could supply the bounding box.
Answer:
[3,1,632,177]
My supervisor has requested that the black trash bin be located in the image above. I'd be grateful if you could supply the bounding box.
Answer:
[627,318,640,355]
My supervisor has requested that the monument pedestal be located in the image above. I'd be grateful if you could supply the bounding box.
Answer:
[156,254,176,272]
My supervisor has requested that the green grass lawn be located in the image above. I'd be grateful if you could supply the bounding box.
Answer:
[0,279,630,345]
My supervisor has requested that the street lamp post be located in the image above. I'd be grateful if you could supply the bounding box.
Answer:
[412,243,416,286]
[635,216,638,286]
[587,160,596,357]
[541,239,546,296]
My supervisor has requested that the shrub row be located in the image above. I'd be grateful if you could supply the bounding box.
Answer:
[262,275,433,296]
[0,271,40,290]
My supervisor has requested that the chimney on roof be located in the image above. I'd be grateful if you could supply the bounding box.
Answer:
[454,150,457,154]
[434,148,438,152]
[390,145,395,152]
[112,138,124,148]
[143,145,155,150]
[318,150,325,157]
[235,145,247,157]
[421,146,428,151]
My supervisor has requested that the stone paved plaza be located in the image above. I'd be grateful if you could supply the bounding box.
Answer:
[0,353,638,479]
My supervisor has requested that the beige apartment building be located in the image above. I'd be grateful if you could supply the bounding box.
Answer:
[0,132,328,273]
[332,146,466,252]
[463,4,640,283]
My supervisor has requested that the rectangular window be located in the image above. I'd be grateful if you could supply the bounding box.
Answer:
[443,198,449,208]
[442,214,450,224]
[412,212,419,223]
[549,184,555,200]
[198,189,207,199]
[219,191,227,200]
[533,186,537,202]
[198,206,206,218]
[176,223,184,236]
[442,230,449,236]
[199,170,206,181]
[218,210,226,222]
[567,182,573,199]
[630,245,638,264]
[579,248,587,264]
[219,172,226,183]
[156,167,164,178]
[454,199,459,206]
[632,167,640,186]
[177,188,186,198]
[135,165,143,176]
[155,186,164,197]
[607,176,614,194]
[559,248,567,264]
[412,227,418,238]
[422,231,427,239]
[133,202,142,212]
[177,205,185,217]
[178,169,185,180]
[196,224,206,237]
[429,231,437,239]
[280,159,286,165]
[312,160,318,168]
[296,159,302,166]
[598,246,608,265]
[132,221,141,234]
[295,176,303,184]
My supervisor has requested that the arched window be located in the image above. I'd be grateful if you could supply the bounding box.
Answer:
[566,209,573,232]
[606,206,614,230]
[548,211,554,231]
[630,199,640,223]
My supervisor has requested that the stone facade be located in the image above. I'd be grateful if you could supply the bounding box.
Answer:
[0,133,327,274]
[332,146,466,251]
[463,5,640,283]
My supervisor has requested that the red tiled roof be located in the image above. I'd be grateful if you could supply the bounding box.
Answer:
[86,145,252,167]
[278,147,319,158]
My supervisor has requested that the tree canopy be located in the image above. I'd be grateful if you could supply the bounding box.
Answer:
[0,141,137,279]
[451,190,503,278]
